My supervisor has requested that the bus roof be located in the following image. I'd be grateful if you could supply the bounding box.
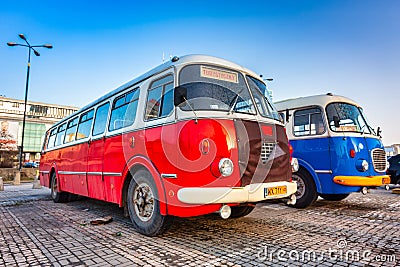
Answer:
[274,93,361,111]
[51,54,263,130]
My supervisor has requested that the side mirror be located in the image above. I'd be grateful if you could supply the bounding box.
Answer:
[333,116,340,128]
[285,109,290,123]
[174,86,187,106]
[377,126,382,138]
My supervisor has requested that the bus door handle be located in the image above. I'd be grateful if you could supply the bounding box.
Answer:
[88,138,92,146]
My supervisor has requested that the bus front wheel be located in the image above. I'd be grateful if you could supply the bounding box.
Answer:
[290,168,318,208]
[319,193,349,201]
[127,170,172,236]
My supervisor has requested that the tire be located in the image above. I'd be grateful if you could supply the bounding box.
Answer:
[290,168,318,208]
[230,205,255,218]
[127,170,172,236]
[320,193,349,201]
[50,172,69,203]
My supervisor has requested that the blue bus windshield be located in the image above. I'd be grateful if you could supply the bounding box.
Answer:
[326,102,373,134]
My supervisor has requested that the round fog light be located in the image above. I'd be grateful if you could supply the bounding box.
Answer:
[219,158,234,177]
[219,205,231,219]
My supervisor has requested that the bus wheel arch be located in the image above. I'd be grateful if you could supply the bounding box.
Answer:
[290,166,318,209]
[121,157,168,216]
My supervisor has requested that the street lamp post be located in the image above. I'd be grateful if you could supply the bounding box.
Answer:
[7,34,52,173]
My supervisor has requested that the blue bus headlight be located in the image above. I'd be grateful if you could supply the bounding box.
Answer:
[356,159,369,172]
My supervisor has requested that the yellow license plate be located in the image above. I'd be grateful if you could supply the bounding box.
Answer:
[264,186,287,197]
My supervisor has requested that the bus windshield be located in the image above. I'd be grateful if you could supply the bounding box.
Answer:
[246,75,282,122]
[326,102,373,134]
[178,64,256,114]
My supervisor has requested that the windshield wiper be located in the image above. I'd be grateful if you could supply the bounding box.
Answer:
[227,88,244,115]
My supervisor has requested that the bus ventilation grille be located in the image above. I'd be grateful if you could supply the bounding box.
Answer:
[371,148,387,172]
[261,142,275,164]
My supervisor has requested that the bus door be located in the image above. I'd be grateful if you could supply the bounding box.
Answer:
[87,103,110,200]
[292,107,331,191]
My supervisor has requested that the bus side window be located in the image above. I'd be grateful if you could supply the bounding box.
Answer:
[145,75,174,120]
[76,109,94,140]
[293,107,325,136]
[47,128,57,149]
[55,123,66,146]
[65,117,79,143]
[92,102,110,136]
[109,88,139,132]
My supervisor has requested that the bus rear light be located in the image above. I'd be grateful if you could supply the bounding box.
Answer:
[350,149,356,158]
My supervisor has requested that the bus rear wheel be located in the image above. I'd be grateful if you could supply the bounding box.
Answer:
[50,172,69,203]
[127,170,172,236]
[290,168,318,208]
[230,205,255,218]
[319,193,349,201]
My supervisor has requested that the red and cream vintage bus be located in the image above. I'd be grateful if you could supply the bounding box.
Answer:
[40,55,297,236]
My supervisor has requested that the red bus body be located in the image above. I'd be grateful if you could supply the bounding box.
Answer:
[40,55,297,235]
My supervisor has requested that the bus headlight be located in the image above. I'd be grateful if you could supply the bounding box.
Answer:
[219,158,234,177]
[291,158,299,173]
[356,159,369,172]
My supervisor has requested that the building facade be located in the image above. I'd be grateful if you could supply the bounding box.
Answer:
[0,96,78,167]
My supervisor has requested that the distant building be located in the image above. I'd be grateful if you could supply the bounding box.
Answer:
[0,96,78,167]
[385,144,400,157]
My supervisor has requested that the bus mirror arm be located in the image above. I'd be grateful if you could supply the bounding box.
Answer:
[174,86,198,124]
[285,109,290,123]
[333,116,340,128]
[377,127,382,138]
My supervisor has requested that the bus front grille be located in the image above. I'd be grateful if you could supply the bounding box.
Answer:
[261,141,275,164]
[371,148,387,172]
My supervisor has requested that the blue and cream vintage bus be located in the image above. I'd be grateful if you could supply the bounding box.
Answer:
[275,94,390,208]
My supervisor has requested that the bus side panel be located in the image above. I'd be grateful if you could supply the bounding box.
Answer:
[291,137,331,192]
[68,142,89,196]
[102,134,125,204]
[40,150,56,187]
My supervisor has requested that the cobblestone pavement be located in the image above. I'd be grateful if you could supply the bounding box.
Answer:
[0,183,399,267]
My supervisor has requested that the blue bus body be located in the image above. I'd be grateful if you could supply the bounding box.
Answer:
[275,94,390,208]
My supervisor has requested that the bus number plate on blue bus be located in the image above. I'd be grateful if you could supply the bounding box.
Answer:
[264,186,287,198]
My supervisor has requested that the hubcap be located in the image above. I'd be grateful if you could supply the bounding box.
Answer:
[292,174,306,199]
[133,182,154,222]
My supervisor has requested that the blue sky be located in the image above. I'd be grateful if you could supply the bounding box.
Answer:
[1,0,399,145]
